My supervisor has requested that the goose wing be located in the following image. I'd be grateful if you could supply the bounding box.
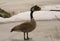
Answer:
[19,22,33,32]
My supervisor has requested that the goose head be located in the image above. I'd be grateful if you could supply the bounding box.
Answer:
[30,5,41,12]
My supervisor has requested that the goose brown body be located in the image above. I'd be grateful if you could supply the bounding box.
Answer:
[11,5,41,40]
[12,18,36,32]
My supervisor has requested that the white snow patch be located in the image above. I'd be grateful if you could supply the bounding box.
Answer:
[0,11,60,23]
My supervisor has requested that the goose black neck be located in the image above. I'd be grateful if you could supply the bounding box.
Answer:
[30,11,34,19]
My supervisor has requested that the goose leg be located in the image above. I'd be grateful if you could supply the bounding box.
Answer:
[24,32,30,40]
[24,32,28,40]
[27,32,30,40]
[24,32,26,40]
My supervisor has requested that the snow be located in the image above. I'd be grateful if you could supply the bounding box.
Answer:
[0,5,60,23]
[0,11,60,23]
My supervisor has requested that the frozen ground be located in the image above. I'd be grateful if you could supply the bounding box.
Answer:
[0,20,60,41]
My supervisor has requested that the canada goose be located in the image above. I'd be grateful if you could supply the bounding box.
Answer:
[11,5,41,40]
